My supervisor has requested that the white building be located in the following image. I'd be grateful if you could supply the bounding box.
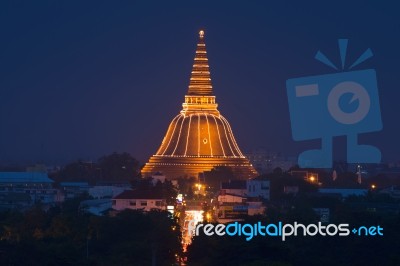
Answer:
[247,179,270,199]
[217,179,269,220]
[216,193,265,220]
[112,190,166,212]
[318,188,368,198]
[218,193,245,203]
[220,179,270,200]
[59,182,90,199]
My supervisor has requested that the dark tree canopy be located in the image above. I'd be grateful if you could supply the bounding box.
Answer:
[203,166,237,189]
[52,152,140,183]
[97,152,140,181]
[0,201,181,265]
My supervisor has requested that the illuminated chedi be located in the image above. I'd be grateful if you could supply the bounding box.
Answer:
[141,30,258,179]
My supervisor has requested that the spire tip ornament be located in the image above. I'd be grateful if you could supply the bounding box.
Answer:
[199,30,204,38]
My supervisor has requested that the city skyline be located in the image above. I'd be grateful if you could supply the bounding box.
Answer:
[1,1,399,165]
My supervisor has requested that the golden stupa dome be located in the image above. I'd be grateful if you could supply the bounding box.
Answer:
[156,112,243,157]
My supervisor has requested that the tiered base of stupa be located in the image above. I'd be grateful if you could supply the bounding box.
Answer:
[141,155,258,179]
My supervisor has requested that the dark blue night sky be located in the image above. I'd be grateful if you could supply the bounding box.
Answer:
[0,1,399,165]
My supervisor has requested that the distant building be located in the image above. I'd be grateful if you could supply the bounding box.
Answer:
[59,182,90,199]
[218,193,245,204]
[220,180,247,197]
[112,190,166,212]
[216,193,265,221]
[220,179,270,200]
[379,186,400,199]
[247,179,270,199]
[0,172,63,209]
[217,193,247,221]
[318,188,368,198]
[216,178,269,221]
[0,172,53,185]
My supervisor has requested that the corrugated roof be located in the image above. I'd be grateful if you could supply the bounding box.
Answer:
[113,189,164,200]
[0,172,53,183]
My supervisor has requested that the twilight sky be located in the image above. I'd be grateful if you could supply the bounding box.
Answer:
[0,1,399,165]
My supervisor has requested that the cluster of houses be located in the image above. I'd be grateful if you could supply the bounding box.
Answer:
[3,167,398,222]
[0,171,170,215]
[216,179,270,222]
[0,171,124,213]
[0,169,271,220]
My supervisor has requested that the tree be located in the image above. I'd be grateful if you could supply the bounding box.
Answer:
[203,166,237,189]
[97,152,140,181]
[52,160,97,183]
[0,201,181,265]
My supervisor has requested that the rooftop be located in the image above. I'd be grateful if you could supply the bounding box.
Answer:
[0,172,53,184]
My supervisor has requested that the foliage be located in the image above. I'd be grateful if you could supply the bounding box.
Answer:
[51,152,140,184]
[132,178,178,205]
[97,152,140,181]
[203,166,237,189]
[258,171,318,201]
[0,200,181,265]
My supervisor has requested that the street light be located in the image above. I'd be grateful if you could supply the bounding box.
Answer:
[307,172,318,183]
[206,212,212,222]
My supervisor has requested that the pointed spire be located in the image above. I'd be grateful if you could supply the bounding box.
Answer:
[187,30,213,96]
